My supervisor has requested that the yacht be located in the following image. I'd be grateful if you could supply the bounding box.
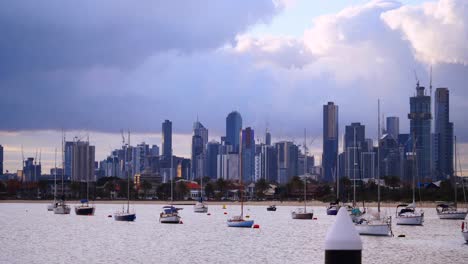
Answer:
[395,203,424,225]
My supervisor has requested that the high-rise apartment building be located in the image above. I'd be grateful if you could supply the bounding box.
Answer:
[226,111,242,152]
[322,102,339,182]
[434,87,453,179]
[408,83,432,181]
[162,120,172,158]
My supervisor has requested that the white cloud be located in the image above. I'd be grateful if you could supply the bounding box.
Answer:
[381,0,468,65]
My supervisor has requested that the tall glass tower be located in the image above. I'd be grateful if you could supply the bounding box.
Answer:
[162,120,172,158]
[434,88,453,179]
[322,102,339,182]
[226,111,242,152]
[408,83,432,181]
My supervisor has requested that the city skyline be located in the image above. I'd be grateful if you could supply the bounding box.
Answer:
[1,0,468,175]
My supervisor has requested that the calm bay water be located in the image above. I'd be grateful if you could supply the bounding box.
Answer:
[0,203,467,264]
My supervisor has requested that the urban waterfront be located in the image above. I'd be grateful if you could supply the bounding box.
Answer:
[1,203,466,264]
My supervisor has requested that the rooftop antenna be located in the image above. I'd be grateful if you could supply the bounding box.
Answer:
[414,69,419,88]
[121,129,125,146]
[429,65,433,96]
[39,149,42,165]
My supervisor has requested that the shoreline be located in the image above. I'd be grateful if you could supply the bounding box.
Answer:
[0,199,454,208]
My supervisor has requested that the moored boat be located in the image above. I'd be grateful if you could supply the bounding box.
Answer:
[114,132,136,222]
[326,202,339,215]
[462,222,468,243]
[75,199,95,216]
[395,203,424,225]
[436,203,467,220]
[54,200,71,214]
[160,206,181,224]
[227,215,254,228]
[267,205,277,211]
[291,207,313,219]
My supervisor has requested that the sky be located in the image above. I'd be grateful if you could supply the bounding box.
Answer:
[1,0,468,174]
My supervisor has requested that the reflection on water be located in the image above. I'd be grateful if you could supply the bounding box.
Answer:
[0,203,467,264]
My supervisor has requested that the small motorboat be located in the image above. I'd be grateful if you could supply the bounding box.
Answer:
[160,206,182,224]
[267,205,277,211]
[194,201,208,213]
[227,215,254,228]
[47,202,58,211]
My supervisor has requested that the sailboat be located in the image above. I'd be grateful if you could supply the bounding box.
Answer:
[327,168,340,215]
[348,126,365,222]
[292,129,314,220]
[47,148,58,211]
[75,137,96,216]
[194,177,208,213]
[437,136,467,220]
[114,131,136,221]
[395,135,424,225]
[227,130,254,228]
[54,133,71,215]
[355,102,393,236]
[160,151,182,223]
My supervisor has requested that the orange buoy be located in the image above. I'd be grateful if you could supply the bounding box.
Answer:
[179,221,183,224]
[224,212,227,215]
[313,217,317,220]
[253,224,260,229]
[462,222,465,231]
[207,213,211,216]
[108,215,112,218]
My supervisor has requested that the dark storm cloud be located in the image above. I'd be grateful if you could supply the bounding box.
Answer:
[0,0,280,76]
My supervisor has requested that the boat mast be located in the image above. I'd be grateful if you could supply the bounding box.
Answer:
[54,148,57,201]
[377,99,381,213]
[127,131,130,213]
[62,131,65,198]
[412,134,416,204]
[239,129,244,218]
[87,134,89,202]
[304,128,307,211]
[454,136,457,208]
[336,137,340,200]
[353,126,357,208]
[171,148,173,204]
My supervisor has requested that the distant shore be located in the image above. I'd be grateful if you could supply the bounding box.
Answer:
[0,199,453,208]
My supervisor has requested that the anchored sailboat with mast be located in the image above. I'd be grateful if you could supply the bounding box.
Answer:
[47,148,58,211]
[395,134,424,225]
[355,100,392,236]
[160,151,182,224]
[54,133,71,215]
[227,130,254,227]
[75,136,95,216]
[292,129,314,220]
[114,131,136,221]
[194,176,208,213]
[436,136,467,220]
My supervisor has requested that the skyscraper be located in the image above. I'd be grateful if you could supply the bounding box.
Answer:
[434,88,453,179]
[206,141,220,180]
[241,127,255,183]
[408,83,432,181]
[162,120,172,158]
[322,102,339,182]
[71,140,96,182]
[386,117,399,140]
[265,130,271,146]
[191,120,208,179]
[344,122,366,180]
[226,111,242,152]
[0,145,3,175]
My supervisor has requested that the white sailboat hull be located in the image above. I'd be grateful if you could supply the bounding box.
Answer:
[463,231,468,243]
[193,202,208,213]
[438,211,467,220]
[47,203,57,211]
[355,222,392,236]
[54,205,71,214]
[160,215,181,224]
[396,215,423,225]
